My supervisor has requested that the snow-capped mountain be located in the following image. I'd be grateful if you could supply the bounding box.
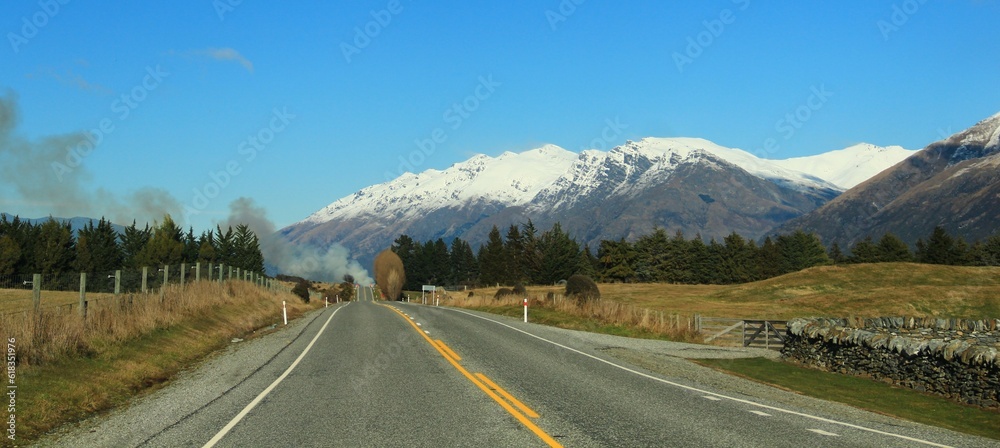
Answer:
[282,136,912,266]
[771,143,916,189]
[302,145,577,224]
[773,111,1000,246]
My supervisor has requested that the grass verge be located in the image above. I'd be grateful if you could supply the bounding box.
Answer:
[4,281,318,445]
[454,293,699,342]
[696,357,1000,441]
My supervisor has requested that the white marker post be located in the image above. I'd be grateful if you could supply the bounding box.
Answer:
[325,296,328,308]
[523,297,528,323]
[282,300,288,325]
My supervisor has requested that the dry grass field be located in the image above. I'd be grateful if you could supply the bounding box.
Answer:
[4,280,318,442]
[463,263,1000,320]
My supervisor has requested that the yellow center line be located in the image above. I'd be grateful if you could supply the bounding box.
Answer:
[474,373,541,419]
[435,339,462,362]
[380,304,563,448]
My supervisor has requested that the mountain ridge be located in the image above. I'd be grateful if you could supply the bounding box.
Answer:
[284,137,915,266]
[771,112,1000,246]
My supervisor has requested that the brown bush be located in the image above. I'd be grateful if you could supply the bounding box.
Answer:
[374,249,406,300]
[494,288,514,299]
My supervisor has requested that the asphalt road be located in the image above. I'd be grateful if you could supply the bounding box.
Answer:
[40,292,998,447]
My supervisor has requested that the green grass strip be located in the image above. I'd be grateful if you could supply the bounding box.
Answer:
[696,357,1000,441]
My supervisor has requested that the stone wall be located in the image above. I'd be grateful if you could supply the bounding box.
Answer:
[782,317,1000,409]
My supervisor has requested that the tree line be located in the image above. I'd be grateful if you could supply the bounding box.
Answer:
[392,222,1000,288]
[0,214,265,282]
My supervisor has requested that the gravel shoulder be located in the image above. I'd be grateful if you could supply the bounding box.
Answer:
[30,305,337,448]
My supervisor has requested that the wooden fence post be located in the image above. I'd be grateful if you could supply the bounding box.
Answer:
[195,262,201,282]
[79,272,87,319]
[141,267,148,293]
[180,263,186,288]
[32,273,41,312]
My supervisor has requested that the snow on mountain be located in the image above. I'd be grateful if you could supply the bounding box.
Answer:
[303,144,577,224]
[531,137,842,211]
[303,137,911,227]
[771,143,917,189]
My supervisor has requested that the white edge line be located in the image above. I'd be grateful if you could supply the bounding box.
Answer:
[443,307,955,448]
[203,303,350,447]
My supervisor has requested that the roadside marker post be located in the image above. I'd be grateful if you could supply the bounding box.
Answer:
[282,300,288,325]
[523,298,528,323]
[325,296,328,308]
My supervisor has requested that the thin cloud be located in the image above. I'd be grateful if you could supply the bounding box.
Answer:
[25,67,113,95]
[191,47,255,73]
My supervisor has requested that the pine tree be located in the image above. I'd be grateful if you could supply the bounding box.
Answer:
[921,226,956,265]
[137,215,184,267]
[520,220,543,284]
[233,224,265,273]
[827,242,846,264]
[35,218,76,286]
[183,227,199,263]
[757,236,782,279]
[688,236,712,284]
[849,236,880,263]
[431,238,450,284]
[0,235,21,276]
[777,230,829,273]
[877,233,912,262]
[198,230,217,263]
[120,220,152,268]
[598,238,635,283]
[478,226,506,285]
[449,237,478,285]
[392,234,419,290]
[575,245,598,277]
[503,225,526,284]
[215,225,236,266]
[538,222,580,284]
[75,218,122,274]
[634,228,669,282]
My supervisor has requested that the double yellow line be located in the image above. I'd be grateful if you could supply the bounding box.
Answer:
[381,305,562,447]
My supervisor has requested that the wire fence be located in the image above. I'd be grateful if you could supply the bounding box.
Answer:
[0,263,286,318]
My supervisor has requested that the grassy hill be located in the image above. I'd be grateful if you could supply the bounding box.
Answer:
[469,263,1000,319]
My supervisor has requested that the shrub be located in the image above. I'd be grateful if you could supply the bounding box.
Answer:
[512,283,526,295]
[292,280,310,303]
[566,274,600,303]
[494,288,514,300]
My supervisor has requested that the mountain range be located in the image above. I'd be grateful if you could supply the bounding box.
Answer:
[773,112,1000,246]
[281,136,918,266]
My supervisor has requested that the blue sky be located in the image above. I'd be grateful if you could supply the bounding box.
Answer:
[1,1,998,232]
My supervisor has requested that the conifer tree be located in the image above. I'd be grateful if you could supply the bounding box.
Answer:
[478,225,506,285]
[877,233,912,262]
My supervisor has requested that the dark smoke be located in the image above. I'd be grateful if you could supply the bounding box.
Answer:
[0,92,180,225]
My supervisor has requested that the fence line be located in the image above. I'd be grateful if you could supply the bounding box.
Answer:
[0,263,289,318]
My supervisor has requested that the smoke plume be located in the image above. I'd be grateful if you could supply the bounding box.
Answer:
[222,197,373,284]
[0,92,180,226]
